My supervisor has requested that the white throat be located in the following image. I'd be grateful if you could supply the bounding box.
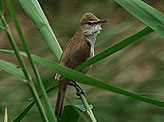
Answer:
[87,24,102,57]
[85,24,102,43]
[88,33,97,44]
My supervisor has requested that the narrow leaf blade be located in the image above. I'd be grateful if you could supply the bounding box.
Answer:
[19,0,62,60]
[6,0,57,121]
[0,59,25,80]
[2,50,163,108]
[115,0,164,38]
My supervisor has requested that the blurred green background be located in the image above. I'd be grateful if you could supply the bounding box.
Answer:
[0,0,164,122]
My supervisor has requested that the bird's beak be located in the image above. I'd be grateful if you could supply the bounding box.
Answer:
[98,19,108,24]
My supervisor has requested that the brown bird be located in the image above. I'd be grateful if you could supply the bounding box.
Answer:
[55,12,107,118]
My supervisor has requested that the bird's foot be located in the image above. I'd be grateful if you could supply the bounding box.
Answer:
[69,81,85,99]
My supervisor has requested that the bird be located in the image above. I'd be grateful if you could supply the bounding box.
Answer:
[55,12,107,118]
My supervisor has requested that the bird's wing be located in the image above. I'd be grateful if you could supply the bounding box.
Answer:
[55,34,91,80]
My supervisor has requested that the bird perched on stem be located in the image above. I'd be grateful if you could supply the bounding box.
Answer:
[55,12,107,118]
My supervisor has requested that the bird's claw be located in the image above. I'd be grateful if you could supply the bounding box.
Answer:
[69,81,85,99]
[76,90,85,96]
[75,90,85,99]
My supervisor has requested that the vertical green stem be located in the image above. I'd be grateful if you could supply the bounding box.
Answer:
[0,12,48,122]
[5,0,57,121]
[80,94,97,122]
[75,86,97,122]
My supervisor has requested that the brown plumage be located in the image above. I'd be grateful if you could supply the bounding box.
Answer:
[55,12,107,118]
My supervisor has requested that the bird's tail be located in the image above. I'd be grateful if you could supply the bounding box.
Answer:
[55,79,70,118]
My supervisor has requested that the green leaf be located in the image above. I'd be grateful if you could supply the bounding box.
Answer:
[6,0,57,121]
[29,55,164,107]
[0,59,25,80]
[31,55,164,108]
[0,49,50,66]
[114,0,164,38]
[60,105,80,122]
[19,0,62,60]
[1,3,48,121]
[75,104,93,112]
[0,59,55,122]
[2,49,164,108]
[76,26,153,71]
[0,26,153,74]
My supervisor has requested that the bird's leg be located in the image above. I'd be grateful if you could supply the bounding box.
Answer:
[69,81,85,99]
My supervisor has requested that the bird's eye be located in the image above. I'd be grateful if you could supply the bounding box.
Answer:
[87,22,93,25]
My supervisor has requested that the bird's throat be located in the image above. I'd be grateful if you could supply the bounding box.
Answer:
[88,33,97,44]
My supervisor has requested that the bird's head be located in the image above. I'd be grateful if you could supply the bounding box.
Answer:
[80,12,107,36]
